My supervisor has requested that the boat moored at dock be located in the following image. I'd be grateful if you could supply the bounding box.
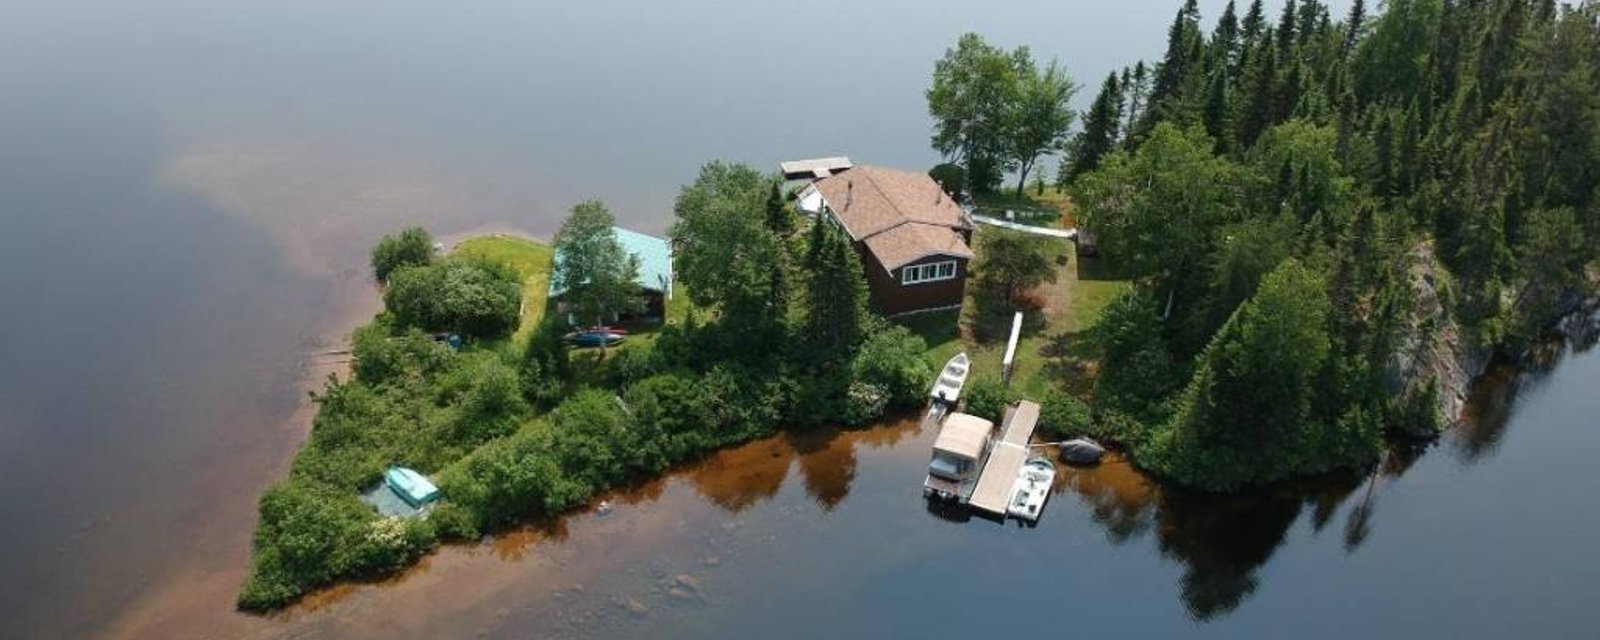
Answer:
[929,352,970,406]
[923,400,1055,524]
[1006,456,1056,523]
[923,412,994,501]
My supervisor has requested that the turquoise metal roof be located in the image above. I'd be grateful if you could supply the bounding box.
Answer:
[549,226,673,298]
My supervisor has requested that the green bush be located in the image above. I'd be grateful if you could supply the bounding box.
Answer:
[237,482,373,610]
[604,345,658,390]
[961,375,1015,422]
[1038,389,1093,438]
[841,381,890,425]
[351,322,452,386]
[384,259,522,339]
[371,226,435,282]
[851,324,933,408]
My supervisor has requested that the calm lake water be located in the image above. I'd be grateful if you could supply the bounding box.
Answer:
[8,1,1598,639]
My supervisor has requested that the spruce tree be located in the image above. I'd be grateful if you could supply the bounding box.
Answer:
[1067,72,1125,184]
[1203,70,1233,154]
[1342,0,1366,59]
[1142,0,1204,134]
[1238,34,1278,149]
[1241,0,1267,45]
[801,222,868,362]
[1276,0,1298,62]
[1213,1,1242,77]
[765,181,794,236]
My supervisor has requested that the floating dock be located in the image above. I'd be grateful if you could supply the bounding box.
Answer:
[967,401,1040,516]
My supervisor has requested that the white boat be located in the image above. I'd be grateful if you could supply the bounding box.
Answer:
[929,352,970,405]
[1005,456,1056,522]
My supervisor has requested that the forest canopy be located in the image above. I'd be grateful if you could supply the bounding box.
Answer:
[1054,0,1599,490]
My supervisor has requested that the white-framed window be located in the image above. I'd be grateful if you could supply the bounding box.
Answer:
[901,260,958,285]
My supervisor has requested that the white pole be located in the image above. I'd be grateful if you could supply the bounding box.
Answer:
[1002,311,1023,385]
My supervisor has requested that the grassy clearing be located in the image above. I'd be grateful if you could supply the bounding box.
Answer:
[901,212,1129,401]
[971,187,1078,228]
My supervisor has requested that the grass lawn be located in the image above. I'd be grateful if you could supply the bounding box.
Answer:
[971,187,1079,229]
[900,214,1129,401]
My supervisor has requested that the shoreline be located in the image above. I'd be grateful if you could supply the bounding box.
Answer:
[91,259,386,640]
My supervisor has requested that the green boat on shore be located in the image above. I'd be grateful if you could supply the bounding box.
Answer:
[384,467,440,508]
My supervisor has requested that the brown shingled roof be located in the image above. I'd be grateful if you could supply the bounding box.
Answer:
[863,223,974,270]
[812,165,973,270]
[815,166,970,237]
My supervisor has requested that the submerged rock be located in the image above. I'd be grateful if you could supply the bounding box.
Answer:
[667,573,705,602]
[620,597,650,618]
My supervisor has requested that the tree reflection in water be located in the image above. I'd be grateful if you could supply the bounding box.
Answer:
[1058,455,1365,620]
[686,414,925,513]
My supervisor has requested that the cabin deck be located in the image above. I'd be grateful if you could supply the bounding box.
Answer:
[966,402,1041,517]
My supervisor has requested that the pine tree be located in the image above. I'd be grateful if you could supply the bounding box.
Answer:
[1342,0,1366,59]
[1213,0,1243,76]
[765,181,794,235]
[801,223,868,361]
[1141,0,1204,134]
[1276,0,1299,62]
[1122,62,1152,148]
[1241,0,1267,45]
[1238,34,1278,149]
[1066,72,1124,185]
[1203,70,1233,154]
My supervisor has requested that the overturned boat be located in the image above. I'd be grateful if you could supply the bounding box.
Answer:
[1059,437,1106,465]
[929,352,970,406]
[1006,456,1056,523]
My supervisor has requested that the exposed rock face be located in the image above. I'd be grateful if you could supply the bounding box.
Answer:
[1386,243,1491,436]
[1388,247,1598,437]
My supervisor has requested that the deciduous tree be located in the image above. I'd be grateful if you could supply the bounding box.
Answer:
[551,199,643,336]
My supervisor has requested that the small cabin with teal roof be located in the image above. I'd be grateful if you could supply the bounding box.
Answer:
[548,226,674,321]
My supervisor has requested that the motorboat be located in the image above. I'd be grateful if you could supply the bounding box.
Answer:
[923,412,994,501]
[1005,456,1056,522]
[928,352,970,405]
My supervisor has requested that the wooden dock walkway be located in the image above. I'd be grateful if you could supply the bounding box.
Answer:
[967,401,1041,516]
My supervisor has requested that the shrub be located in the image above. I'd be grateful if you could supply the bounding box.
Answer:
[1038,389,1093,438]
[851,324,933,408]
[604,345,658,390]
[351,322,452,386]
[625,372,713,459]
[440,354,528,447]
[384,259,522,339]
[237,482,372,609]
[961,375,1015,422]
[371,226,435,282]
[841,381,890,425]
